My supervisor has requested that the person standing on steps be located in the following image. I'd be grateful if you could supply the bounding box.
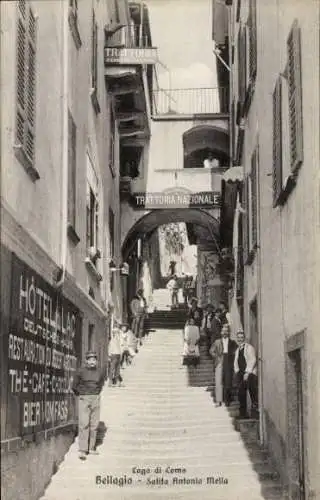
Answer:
[167,274,179,309]
[219,301,231,326]
[210,323,237,407]
[187,297,203,328]
[209,308,223,347]
[234,330,258,418]
[72,351,105,460]
[108,323,124,387]
[182,317,200,367]
[130,289,147,345]
[201,303,215,351]
[168,260,176,277]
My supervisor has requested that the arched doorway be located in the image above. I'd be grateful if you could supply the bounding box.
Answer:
[122,207,220,259]
[183,125,230,169]
[121,208,225,322]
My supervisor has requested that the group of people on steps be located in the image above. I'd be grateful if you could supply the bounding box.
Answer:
[182,297,258,419]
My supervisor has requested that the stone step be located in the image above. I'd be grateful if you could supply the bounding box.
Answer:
[41,327,285,500]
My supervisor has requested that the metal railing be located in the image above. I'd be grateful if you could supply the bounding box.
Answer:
[106,24,152,49]
[152,87,229,115]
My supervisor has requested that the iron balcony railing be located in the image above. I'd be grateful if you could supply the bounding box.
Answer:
[152,87,229,116]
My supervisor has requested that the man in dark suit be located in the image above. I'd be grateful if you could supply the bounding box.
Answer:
[209,308,223,346]
[210,323,237,407]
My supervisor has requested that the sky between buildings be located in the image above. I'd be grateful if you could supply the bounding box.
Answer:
[145,0,218,89]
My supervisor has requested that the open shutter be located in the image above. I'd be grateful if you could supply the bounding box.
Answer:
[287,20,303,173]
[243,175,250,262]
[272,76,282,207]
[16,18,26,145]
[16,2,36,164]
[91,9,98,90]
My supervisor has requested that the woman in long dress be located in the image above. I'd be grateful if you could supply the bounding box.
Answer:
[182,318,200,366]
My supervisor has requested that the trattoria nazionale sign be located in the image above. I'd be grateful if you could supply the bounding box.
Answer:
[131,191,221,209]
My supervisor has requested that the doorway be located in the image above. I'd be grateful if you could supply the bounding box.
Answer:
[286,339,306,500]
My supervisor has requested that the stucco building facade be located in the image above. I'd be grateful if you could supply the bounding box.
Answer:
[0,0,139,498]
[214,0,320,497]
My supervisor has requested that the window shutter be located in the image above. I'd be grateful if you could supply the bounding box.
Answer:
[243,176,250,262]
[248,0,257,81]
[19,0,26,18]
[15,2,37,165]
[251,148,258,248]
[287,20,303,172]
[272,76,282,207]
[16,20,26,111]
[86,185,91,250]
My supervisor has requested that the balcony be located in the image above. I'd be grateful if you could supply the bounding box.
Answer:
[105,25,158,67]
[119,159,140,201]
[105,24,156,147]
[152,87,229,118]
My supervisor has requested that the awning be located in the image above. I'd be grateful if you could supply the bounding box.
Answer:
[222,166,244,183]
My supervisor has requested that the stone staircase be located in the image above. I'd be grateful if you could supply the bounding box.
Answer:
[39,305,287,500]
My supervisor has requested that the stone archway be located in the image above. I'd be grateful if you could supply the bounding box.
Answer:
[121,207,220,260]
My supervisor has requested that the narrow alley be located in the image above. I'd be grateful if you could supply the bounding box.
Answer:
[40,295,286,500]
[1,1,319,500]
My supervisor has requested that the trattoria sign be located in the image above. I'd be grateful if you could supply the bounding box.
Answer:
[131,191,221,209]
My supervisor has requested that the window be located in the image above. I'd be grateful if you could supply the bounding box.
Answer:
[88,324,95,351]
[68,0,82,49]
[237,25,247,119]
[86,187,99,251]
[109,209,115,291]
[86,154,100,262]
[14,0,38,180]
[248,0,257,83]
[109,106,116,176]
[109,209,115,259]
[67,110,80,243]
[250,147,258,251]
[243,175,250,264]
[287,20,303,173]
[236,0,241,23]
[91,9,100,113]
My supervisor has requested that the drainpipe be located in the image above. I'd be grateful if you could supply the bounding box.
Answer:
[54,0,69,289]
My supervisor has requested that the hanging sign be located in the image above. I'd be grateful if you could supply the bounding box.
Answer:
[131,191,221,209]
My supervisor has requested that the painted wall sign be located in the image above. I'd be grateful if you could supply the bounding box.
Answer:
[1,252,82,439]
[131,191,221,209]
